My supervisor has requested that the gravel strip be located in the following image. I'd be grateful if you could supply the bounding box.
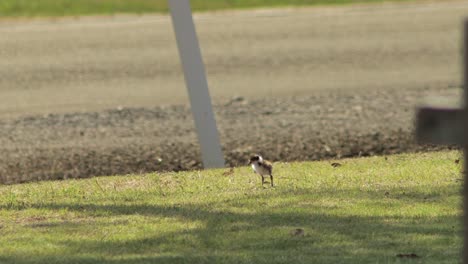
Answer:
[0,86,458,184]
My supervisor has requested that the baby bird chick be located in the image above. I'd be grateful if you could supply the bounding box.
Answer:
[248,155,274,187]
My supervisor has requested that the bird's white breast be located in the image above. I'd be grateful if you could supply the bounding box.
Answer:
[251,163,258,172]
[251,162,268,175]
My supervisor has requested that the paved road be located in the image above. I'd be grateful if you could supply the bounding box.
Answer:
[0,1,466,117]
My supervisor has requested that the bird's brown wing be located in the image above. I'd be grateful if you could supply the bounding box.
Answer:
[259,160,273,175]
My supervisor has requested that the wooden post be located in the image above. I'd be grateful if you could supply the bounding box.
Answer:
[168,0,225,168]
[463,19,468,263]
[416,19,468,262]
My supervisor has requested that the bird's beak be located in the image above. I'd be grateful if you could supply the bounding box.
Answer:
[247,160,251,165]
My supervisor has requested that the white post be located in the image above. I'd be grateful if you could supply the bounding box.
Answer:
[168,0,225,168]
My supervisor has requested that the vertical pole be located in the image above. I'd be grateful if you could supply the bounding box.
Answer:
[463,19,468,263]
[168,0,225,168]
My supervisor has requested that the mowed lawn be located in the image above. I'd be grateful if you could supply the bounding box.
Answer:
[0,0,421,17]
[0,151,463,263]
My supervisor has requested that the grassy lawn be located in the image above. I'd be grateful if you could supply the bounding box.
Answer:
[0,150,463,263]
[0,0,422,17]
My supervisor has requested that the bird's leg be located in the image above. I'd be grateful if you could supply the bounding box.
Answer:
[270,174,274,187]
[261,176,265,185]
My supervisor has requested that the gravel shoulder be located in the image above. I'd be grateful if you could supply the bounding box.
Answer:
[0,86,456,184]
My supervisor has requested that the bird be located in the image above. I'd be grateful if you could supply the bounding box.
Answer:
[248,154,274,187]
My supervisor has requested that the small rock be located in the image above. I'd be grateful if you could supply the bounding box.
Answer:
[290,228,305,237]
[353,105,363,112]
[225,96,247,106]
[222,167,234,176]
[331,162,342,168]
[396,253,419,258]
[231,96,245,102]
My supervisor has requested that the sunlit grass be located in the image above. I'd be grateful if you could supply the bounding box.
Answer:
[0,0,421,17]
[0,150,463,263]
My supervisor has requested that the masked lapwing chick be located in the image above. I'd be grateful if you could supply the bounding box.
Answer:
[248,154,274,187]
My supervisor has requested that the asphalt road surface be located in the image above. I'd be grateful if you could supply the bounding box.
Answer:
[0,0,466,117]
[0,1,466,183]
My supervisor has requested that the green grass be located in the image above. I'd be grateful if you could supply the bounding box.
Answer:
[0,0,421,17]
[0,150,463,263]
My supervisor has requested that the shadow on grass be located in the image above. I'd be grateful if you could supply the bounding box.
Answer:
[1,184,462,264]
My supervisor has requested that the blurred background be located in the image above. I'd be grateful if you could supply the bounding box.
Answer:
[0,0,464,183]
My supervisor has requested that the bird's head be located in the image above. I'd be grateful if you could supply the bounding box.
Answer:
[248,154,262,165]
